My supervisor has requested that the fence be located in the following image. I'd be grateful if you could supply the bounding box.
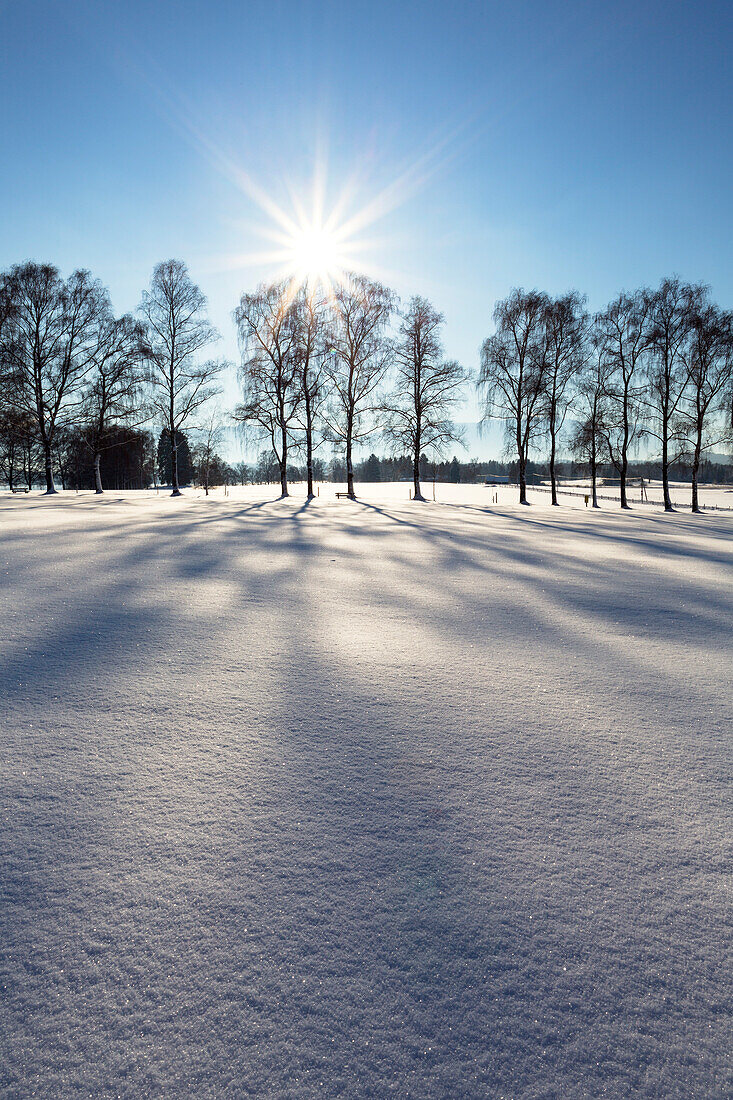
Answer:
[526,484,733,512]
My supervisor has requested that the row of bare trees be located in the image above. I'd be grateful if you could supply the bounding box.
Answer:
[0,260,224,494]
[234,275,468,500]
[479,279,733,512]
[0,262,468,502]
[3,260,731,510]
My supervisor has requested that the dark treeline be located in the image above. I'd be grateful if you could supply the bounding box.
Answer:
[23,425,239,493]
[239,451,488,486]
[238,451,733,488]
[58,428,154,491]
[1,261,732,511]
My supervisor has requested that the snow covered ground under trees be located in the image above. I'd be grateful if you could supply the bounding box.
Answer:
[1,485,731,1098]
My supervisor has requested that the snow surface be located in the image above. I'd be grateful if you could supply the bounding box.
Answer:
[1,485,731,1099]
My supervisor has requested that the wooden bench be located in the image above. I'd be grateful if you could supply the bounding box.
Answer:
[335,492,351,499]
[11,488,30,493]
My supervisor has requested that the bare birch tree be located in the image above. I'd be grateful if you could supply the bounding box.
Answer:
[292,287,330,498]
[542,291,589,505]
[571,325,612,508]
[325,275,394,499]
[679,302,733,512]
[383,296,467,501]
[193,407,227,496]
[479,288,549,505]
[234,282,301,497]
[596,289,652,508]
[84,312,148,493]
[645,277,703,511]
[140,260,222,496]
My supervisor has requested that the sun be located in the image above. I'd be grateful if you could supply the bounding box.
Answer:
[286,222,346,287]
[212,153,429,293]
[223,164,386,293]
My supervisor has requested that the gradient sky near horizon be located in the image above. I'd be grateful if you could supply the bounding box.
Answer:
[2,0,732,451]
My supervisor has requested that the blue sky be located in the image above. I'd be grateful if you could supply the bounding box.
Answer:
[1,0,732,453]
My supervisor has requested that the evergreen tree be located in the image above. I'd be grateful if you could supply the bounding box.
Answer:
[157,429,194,486]
[364,453,381,481]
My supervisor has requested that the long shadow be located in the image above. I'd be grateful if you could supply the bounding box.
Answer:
[432,497,733,560]
[291,496,315,517]
[350,500,733,675]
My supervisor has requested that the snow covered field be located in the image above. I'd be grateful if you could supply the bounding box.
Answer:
[1,485,731,1098]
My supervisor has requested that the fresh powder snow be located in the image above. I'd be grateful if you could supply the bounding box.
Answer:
[1,485,731,1098]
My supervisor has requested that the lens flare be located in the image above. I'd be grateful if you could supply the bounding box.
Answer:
[108,49,478,296]
[285,222,346,287]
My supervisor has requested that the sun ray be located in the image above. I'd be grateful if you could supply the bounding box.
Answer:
[128,64,476,294]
